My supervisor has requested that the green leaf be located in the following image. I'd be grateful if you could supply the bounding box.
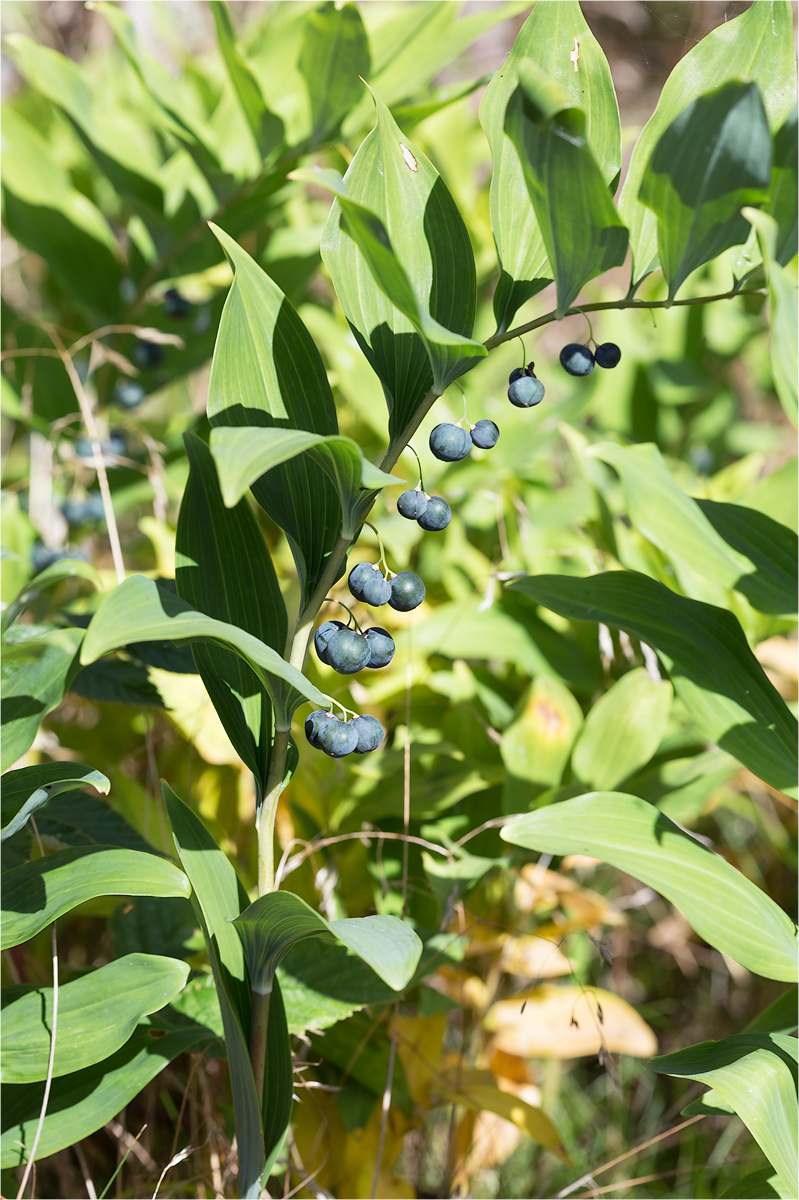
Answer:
[479,0,622,332]
[501,675,583,794]
[208,426,398,535]
[720,1165,793,1200]
[1,627,84,772]
[262,976,292,1182]
[509,572,798,798]
[769,107,798,265]
[276,937,406,1035]
[1,556,101,634]
[233,890,423,995]
[589,441,797,614]
[571,669,673,791]
[1,846,190,951]
[745,207,798,428]
[0,1023,211,1170]
[1,953,190,1083]
[80,575,328,727]
[618,0,796,286]
[502,793,798,982]
[177,432,286,800]
[743,987,798,1037]
[207,222,342,605]
[505,62,627,317]
[1,762,110,843]
[298,1,370,144]
[161,783,264,1199]
[639,80,771,300]
[210,0,282,165]
[68,658,166,708]
[649,1033,798,1194]
[316,89,485,442]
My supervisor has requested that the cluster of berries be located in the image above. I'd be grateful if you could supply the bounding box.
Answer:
[305,710,384,758]
[507,363,545,407]
[312,562,424,675]
[560,342,621,376]
[397,489,450,531]
[110,290,191,411]
[428,419,500,463]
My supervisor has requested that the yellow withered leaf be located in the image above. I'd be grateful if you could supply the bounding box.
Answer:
[500,933,573,978]
[485,985,657,1059]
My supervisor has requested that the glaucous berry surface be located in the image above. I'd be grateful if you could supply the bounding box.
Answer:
[470,419,500,448]
[360,572,392,606]
[350,714,384,753]
[397,489,428,520]
[305,710,334,747]
[316,717,359,757]
[507,375,544,407]
[113,380,146,410]
[348,562,382,601]
[389,571,425,612]
[314,620,345,664]
[418,496,451,531]
[508,366,527,384]
[594,342,621,368]
[364,626,395,668]
[429,423,471,462]
[559,343,595,376]
[326,628,371,674]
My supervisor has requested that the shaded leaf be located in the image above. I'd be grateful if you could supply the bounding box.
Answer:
[509,572,798,798]
[745,207,798,428]
[502,793,798,981]
[505,63,627,317]
[720,1165,793,1199]
[2,557,102,636]
[68,658,165,708]
[743,987,798,1037]
[1,954,190,1083]
[769,106,798,265]
[650,1033,798,1194]
[571,669,672,791]
[1,763,109,843]
[696,499,798,616]
[1,627,84,772]
[1,846,190,951]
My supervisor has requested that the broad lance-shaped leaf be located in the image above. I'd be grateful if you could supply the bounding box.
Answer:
[570,669,672,792]
[2,847,190,951]
[588,441,798,615]
[1,954,190,1083]
[177,432,286,802]
[317,87,485,444]
[162,784,264,1198]
[233,891,423,996]
[502,793,798,982]
[619,0,795,287]
[1,627,84,772]
[298,1,370,145]
[745,208,798,430]
[650,1033,798,1196]
[209,0,283,167]
[2,556,103,635]
[207,223,342,608]
[479,0,622,333]
[209,426,399,534]
[1,1023,211,1170]
[639,80,771,301]
[1,762,110,843]
[768,107,798,266]
[509,572,797,798]
[81,575,329,727]
[505,63,627,318]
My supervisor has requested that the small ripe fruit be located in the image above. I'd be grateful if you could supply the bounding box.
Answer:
[132,340,164,370]
[314,620,345,665]
[470,420,500,449]
[75,435,126,459]
[508,367,527,384]
[350,714,384,753]
[164,288,192,319]
[364,627,395,668]
[316,718,359,758]
[360,572,392,607]
[348,562,380,601]
[507,375,544,407]
[417,496,451,532]
[397,489,428,520]
[429,423,471,462]
[62,492,105,526]
[113,380,146,410]
[389,571,425,612]
[594,342,621,369]
[305,709,334,747]
[326,628,371,674]
[559,343,595,376]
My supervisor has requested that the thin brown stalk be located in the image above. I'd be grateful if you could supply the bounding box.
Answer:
[369,1011,399,1200]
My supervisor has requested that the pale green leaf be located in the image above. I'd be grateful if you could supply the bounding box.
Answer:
[509,572,798,798]
[505,62,627,317]
[233,891,423,995]
[2,556,103,635]
[619,0,796,286]
[479,0,622,332]
[298,1,370,144]
[769,107,798,265]
[1,847,191,951]
[501,675,583,790]
[502,793,798,981]
[1,762,110,843]
[650,1033,798,1194]
[80,575,329,726]
[745,207,798,428]
[639,81,771,300]
[571,669,672,791]
[210,0,283,165]
[1,954,190,1083]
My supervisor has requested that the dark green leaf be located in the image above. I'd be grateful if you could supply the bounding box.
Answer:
[745,208,798,428]
[639,80,771,299]
[298,2,370,144]
[1,627,83,772]
[769,107,798,265]
[262,976,292,1181]
[505,63,627,317]
[68,658,165,708]
[696,499,798,616]
[509,572,798,798]
[207,222,342,606]
[1,763,109,843]
[276,937,402,1035]
[502,793,798,981]
[720,1166,792,1199]
[743,987,798,1037]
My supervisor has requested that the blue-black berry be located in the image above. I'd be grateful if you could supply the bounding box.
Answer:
[132,340,164,370]
[559,344,595,376]
[594,342,621,369]
[429,423,471,462]
[398,489,428,520]
[314,620,346,665]
[364,627,395,668]
[113,380,146,410]
[350,714,384,753]
[316,718,359,757]
[326,628,371,674]
[417,496,451,531]
[470,420,500,449]
[389,571,425,612]
[507,376,544,407]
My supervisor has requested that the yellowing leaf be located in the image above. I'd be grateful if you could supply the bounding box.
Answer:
[499,934,573,979]
[431,1066,569,1162]
[149,669,241,767]
[485,985,658,1059]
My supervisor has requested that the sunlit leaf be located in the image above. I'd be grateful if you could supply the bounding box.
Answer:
[501,675,583,792]
[1,627,84,772]
[1,762,110,843]
[502,793,798,981]
[745,207,798,428]
[571,669,672,791]
[485,984,658,1059]
[298,1,370,144]
[210,0,283,165]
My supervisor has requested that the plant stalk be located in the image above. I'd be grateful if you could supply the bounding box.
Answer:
[249,988,272,1106]
[257,726,291,898]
